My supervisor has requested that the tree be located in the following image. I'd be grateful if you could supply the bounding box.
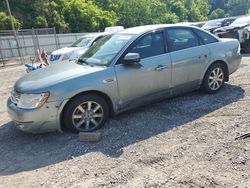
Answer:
[226,0,250,16]
[209,8,225,19]
[208,0,250,18]
[162,0,188,21]
[185,0,210,21]
[43,1,68,32]
[0,11,21,30]
[61,0,117,32]
[113,0,179,28]
[2,0,250,33]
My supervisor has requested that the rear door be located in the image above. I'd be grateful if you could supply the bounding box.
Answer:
[114,30,172,109]
[166,27,210,92]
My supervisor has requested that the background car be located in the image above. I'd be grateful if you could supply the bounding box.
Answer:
[7,25,241,134]
[202,17,237,34]
[49,26,125,64]
[202,18,224,33]
[49,33,106,64]
[221,17,237,27]
[214,16,250,52]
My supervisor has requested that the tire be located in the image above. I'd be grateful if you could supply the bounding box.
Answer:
[62,94,109,133]
[243,40,250,53]
[202,63,226,94]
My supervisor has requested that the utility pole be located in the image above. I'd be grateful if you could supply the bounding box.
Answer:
[5,0,23,64]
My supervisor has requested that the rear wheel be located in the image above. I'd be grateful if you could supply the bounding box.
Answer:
[243,40,250,53]
[62,94,109,133]
[202,63,225,94]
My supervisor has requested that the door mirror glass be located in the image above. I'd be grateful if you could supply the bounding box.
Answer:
[122,53,141,65]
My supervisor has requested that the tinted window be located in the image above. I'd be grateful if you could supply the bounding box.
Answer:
[221,18,236,27]
[167,28,199,52]
[130,32,165,59]
[195,29,218,44]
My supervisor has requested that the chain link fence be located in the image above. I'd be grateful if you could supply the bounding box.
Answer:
[0,28,89,67]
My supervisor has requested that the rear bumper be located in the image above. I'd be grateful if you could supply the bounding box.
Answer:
[7,98,60,133]
[228,54,242,75]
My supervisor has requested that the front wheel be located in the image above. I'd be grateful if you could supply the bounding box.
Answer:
[62,94,109,133]
[202,63,226,94]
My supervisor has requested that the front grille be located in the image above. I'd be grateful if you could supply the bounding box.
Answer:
[50,54,61,61]
[10,90,21,105]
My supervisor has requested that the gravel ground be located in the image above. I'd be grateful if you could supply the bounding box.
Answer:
[0,57,250,188]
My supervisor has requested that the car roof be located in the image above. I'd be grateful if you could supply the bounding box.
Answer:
[81,33,106,38]
[118,24,200,35]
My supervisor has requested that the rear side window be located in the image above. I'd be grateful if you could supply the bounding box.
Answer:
[166,28,199,52]
[129,32,165,59]
[195,29,218,45]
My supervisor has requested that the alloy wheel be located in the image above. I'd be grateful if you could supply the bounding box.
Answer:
[72,101,104,131]
[208,67,224,91]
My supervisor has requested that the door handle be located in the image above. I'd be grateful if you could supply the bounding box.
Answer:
[155,65,168,71]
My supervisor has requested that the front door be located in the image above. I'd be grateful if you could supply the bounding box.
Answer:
[114,31,172,110]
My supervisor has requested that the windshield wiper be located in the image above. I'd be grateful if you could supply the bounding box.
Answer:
[77,58,94,67]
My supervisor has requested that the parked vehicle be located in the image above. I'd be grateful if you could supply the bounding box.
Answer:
[214,16,250,52]
[221,17,237,27]
[7,24,241,134]
[50,26,125,64]
[202,17,236,33]
[202,19,224,33]
[49,33,107,63]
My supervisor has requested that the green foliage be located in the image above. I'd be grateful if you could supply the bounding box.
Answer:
[43,1,68,32]
[185,0,210,21]
[208,0,250,17]
[209,8,226,19]
[113,0,179,27]
[0,0,249,32]
[61,0,117,32]
[0,11,21,30]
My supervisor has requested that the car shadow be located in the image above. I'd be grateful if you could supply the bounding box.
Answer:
[0,83,245,176]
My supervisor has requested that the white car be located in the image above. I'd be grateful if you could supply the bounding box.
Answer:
[49,33,106,64]
[50,27,125,64]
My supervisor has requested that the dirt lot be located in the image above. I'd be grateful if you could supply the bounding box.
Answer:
[0,57,250,188]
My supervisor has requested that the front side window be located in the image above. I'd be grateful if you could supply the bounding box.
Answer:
[167,28,199,52]
[78,34,133,66]
[195,29,218,45]
[129,32,165,59]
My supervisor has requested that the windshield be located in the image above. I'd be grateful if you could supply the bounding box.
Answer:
[221,18,235,27]
[70,37,93,47]
[78,34,133,66]
[203,19,223,27]
[231,17,250,26]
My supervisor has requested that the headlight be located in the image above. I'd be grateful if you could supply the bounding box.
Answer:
[17,92,49,109]
[62,52,73,61]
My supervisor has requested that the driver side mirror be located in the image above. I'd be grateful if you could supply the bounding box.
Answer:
[122,53,141,66]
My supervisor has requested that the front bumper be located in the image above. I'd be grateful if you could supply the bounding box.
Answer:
[7,98,60,133]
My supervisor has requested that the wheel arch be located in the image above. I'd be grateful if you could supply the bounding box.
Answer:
[204,60,229,82]
[58,90,115,131]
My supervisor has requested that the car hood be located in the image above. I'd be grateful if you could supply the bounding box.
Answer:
[215,24,249,33]
[51,47,88,55]
[15,61,105,93]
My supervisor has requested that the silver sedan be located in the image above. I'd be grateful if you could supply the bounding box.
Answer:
[7,24,241,133]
